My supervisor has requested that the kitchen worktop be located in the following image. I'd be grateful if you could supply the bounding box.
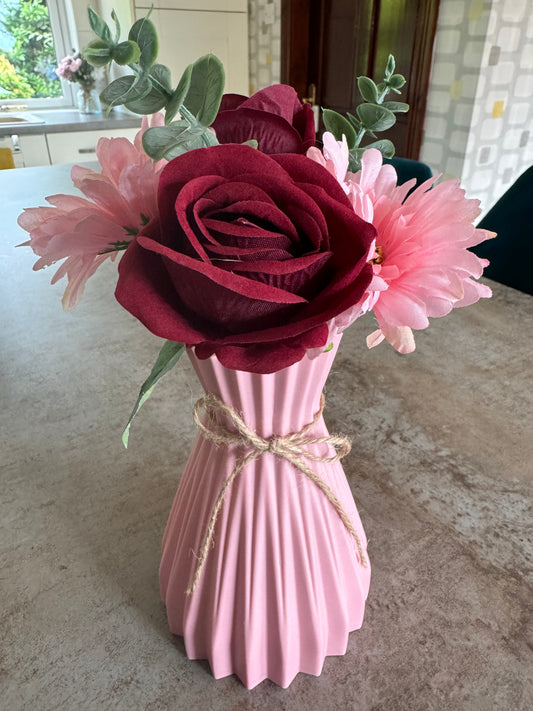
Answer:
[0,108,141,137]
[1,164,532,710]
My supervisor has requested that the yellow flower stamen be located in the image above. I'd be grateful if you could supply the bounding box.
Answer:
[371,245,384,264]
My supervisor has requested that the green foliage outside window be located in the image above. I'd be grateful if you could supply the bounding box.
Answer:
[0,0,61,99]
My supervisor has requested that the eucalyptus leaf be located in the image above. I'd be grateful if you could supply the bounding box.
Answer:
[364,138,395,158]
[357,76,379,104]
[162,134,208,160]
[129,17,159,70]
[84,39,113,67]
[111,9,121,45]
[150,64,172,94]
[122,341,185,448]
[125,84,167,114]
[389,74,406,89]
[183,54,225,127]
[112,40,141,66]
[356,103,396,132]
[142,123,191,160]
[165,64,193,124]
[88,7,112,43]
[345,112,361,130]
[100,74,152,109]
[322,109,357,148]
[242,139,258,148]
[382,101,409,113]
[385,54,395,78]
[348,148,365,173]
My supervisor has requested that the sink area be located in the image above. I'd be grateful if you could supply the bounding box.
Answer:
[0,113,45,128]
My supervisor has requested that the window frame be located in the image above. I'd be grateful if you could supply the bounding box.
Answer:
[0,0,78,109]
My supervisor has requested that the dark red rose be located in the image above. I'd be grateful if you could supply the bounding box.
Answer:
[211,85,315,154]
[115,144,375,373]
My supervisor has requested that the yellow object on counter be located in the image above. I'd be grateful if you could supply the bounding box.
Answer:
[0,147,15,170]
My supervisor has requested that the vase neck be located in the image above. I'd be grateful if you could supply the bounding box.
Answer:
[188,336,341,437]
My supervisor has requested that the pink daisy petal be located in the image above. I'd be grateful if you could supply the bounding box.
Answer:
[18,119,167,308]
[313,147,492,352]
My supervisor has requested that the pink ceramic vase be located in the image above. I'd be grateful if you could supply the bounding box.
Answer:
[159,336,370,688]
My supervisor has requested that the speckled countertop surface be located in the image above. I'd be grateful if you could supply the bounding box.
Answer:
[1,165,532,710]
[0,109,141,137]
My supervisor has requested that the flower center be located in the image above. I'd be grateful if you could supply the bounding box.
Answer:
[371,245,384,265]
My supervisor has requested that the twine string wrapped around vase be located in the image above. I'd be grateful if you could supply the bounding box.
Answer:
[187,392,368,594]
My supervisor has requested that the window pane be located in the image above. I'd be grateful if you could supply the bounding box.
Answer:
[0,0,62,100]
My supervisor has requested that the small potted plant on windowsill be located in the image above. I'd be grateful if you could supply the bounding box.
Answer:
[55,52,101,114]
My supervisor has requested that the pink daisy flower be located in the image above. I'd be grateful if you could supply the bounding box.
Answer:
[18,113,167,310]
[308,138,493,353]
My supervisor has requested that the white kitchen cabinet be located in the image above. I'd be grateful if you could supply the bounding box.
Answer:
[0,134,51,167]
[135,3,249,95]
[46,128,139,165]
[19,134,51,167]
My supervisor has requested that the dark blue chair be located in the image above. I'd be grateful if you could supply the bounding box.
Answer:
[470,166,533,295]
[386,156,433,192]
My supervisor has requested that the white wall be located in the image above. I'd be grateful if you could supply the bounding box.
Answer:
[420,0,533,216]
[248,0,281,94]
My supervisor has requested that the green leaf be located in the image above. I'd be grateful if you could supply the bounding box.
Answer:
[165,64,193,124]
[389,74,406,90]
[163,136,208,159]
[348,147,365,173]
[111,9,121,45]
[357,76,379,103]
[385,54,395,78]
[129,16,159,70]
[122,341,185,448]
[88,7,112,43]
[142,122,213,160]
[84,39,113,67]
[345,112,361,130]
[100,74,152,109]
[112,40,141,65]
[142,123,190,159]
[382,101,409,113]
[356,103,396,132]
[242,139,258,148]
[364,138,395,159]
[183,54,225,126]
[125,85,167,114]
[322,109,357,148]
[150,64,172,93]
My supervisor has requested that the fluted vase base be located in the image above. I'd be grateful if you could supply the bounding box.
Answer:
[159,337,370,688]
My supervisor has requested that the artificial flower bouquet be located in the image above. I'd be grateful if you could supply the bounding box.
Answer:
[20,9,492,424]
[55,53,96,91]
[18,9,494,688]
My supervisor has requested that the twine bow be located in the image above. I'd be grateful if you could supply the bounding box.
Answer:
[187,392,367,595]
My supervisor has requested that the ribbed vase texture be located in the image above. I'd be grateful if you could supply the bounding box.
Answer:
[159,337,371,688]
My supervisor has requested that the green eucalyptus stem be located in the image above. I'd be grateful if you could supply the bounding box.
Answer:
[149,74,172,98]
[354,78,401,149]
[179,105,219,147]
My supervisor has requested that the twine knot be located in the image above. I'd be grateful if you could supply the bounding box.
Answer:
[187,392,367,595]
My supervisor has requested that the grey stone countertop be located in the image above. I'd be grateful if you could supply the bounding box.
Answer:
[1,164,532,710]
[0,108,141,137]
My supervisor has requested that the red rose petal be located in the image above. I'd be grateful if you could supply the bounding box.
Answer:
[137,234,307,305]
[211,110,307,154]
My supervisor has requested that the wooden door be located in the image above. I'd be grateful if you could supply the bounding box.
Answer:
[281,0,440,159]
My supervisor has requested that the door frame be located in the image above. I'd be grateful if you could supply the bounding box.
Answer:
[280,0,440,159]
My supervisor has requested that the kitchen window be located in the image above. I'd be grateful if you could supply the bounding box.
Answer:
[0,0,78,108]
